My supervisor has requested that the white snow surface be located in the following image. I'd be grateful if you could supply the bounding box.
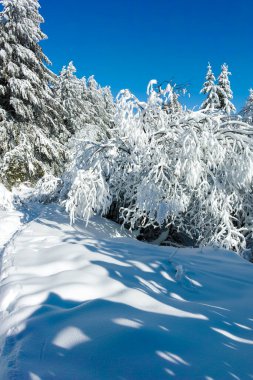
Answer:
[0,204,253,380]
[0,184,13,212]
[0,210,22,250]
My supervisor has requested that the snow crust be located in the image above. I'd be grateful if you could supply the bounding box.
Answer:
[0,204,253,380]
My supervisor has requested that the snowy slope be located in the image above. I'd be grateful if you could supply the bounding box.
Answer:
[0,204,253,380]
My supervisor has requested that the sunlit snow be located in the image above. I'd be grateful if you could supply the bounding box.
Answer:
[1,204,253,379]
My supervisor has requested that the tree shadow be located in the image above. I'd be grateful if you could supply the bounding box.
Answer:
[2,292,253,380]
[2,204,253,380]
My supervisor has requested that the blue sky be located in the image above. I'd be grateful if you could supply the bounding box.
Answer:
[12,1,253,109]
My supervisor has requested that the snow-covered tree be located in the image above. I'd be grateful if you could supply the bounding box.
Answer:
[56,66,115,141]
[240,89,253,123]
[200,63,220,111]
[84,75,115,139]
[0,0,69,187]
[138,80,182,133]
[217,64,236,114]
[166,88,183,114]
[55,61,88,134]
[62,80,253,257]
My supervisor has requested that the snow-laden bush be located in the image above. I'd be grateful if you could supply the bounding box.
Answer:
[65,166,112,224]
[63,81,253,256]
[28,174,63,204]
[0,183,13,210]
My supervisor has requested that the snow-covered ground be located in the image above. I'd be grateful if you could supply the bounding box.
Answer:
[0,210,22,251]
[0,204,253,380]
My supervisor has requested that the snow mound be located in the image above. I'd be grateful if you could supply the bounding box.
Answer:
[0,204,253,380]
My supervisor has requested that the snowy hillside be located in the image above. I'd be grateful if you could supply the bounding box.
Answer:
[1,204,253,380]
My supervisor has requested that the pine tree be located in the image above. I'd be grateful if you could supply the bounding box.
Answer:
[200,63,220,111]
[167,90,182,114]
[56,67,115,141]
[55,61,87,134]
[217,63,236,114]
[0,0,69,187]
[240,89,253,123]
[82,75,115,139]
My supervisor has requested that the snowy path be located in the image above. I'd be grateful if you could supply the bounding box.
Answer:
[0,204,253,380]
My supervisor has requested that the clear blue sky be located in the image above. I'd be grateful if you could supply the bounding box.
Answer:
[12,1,253,109]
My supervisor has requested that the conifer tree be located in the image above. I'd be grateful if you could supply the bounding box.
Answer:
[167,90,182,114]
[0,0,69,187]
[56,67,115,141]
[82,75,115,139]
[217,63,236,114]
[200,63,220,111]
[240,89,253,123]
[55,61,87,134]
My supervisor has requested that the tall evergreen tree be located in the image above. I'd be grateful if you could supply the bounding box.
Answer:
[240,89,253,123]
[200,63,220,111]
[55,61,87,134]
[167,90,182,114]
[82,75,115,139]
[56,66,115,140]
[217,63,236,115]
[0,0,69,187]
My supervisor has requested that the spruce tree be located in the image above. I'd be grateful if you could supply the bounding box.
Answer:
[0,0,69,187]
[217,63,236,115]
[55,61,87,134]
[82,75,115,139]
[167,90,182,114]
[56,67,115,140]
[200,63,220,111]
[240,89,253,123]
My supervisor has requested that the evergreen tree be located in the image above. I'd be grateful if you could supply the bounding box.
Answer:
[240,89,253,123]
[167,90,182,114]
[56,67,115,141]
[0,0,69,187]
[82,75,115,139]
[217,63,236,114]
[200,63,220,111]
[55,61,87,134]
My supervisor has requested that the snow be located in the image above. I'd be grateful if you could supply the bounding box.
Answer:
[1,204,253,380]
[0,210,22,250]
[0,184,13,212]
